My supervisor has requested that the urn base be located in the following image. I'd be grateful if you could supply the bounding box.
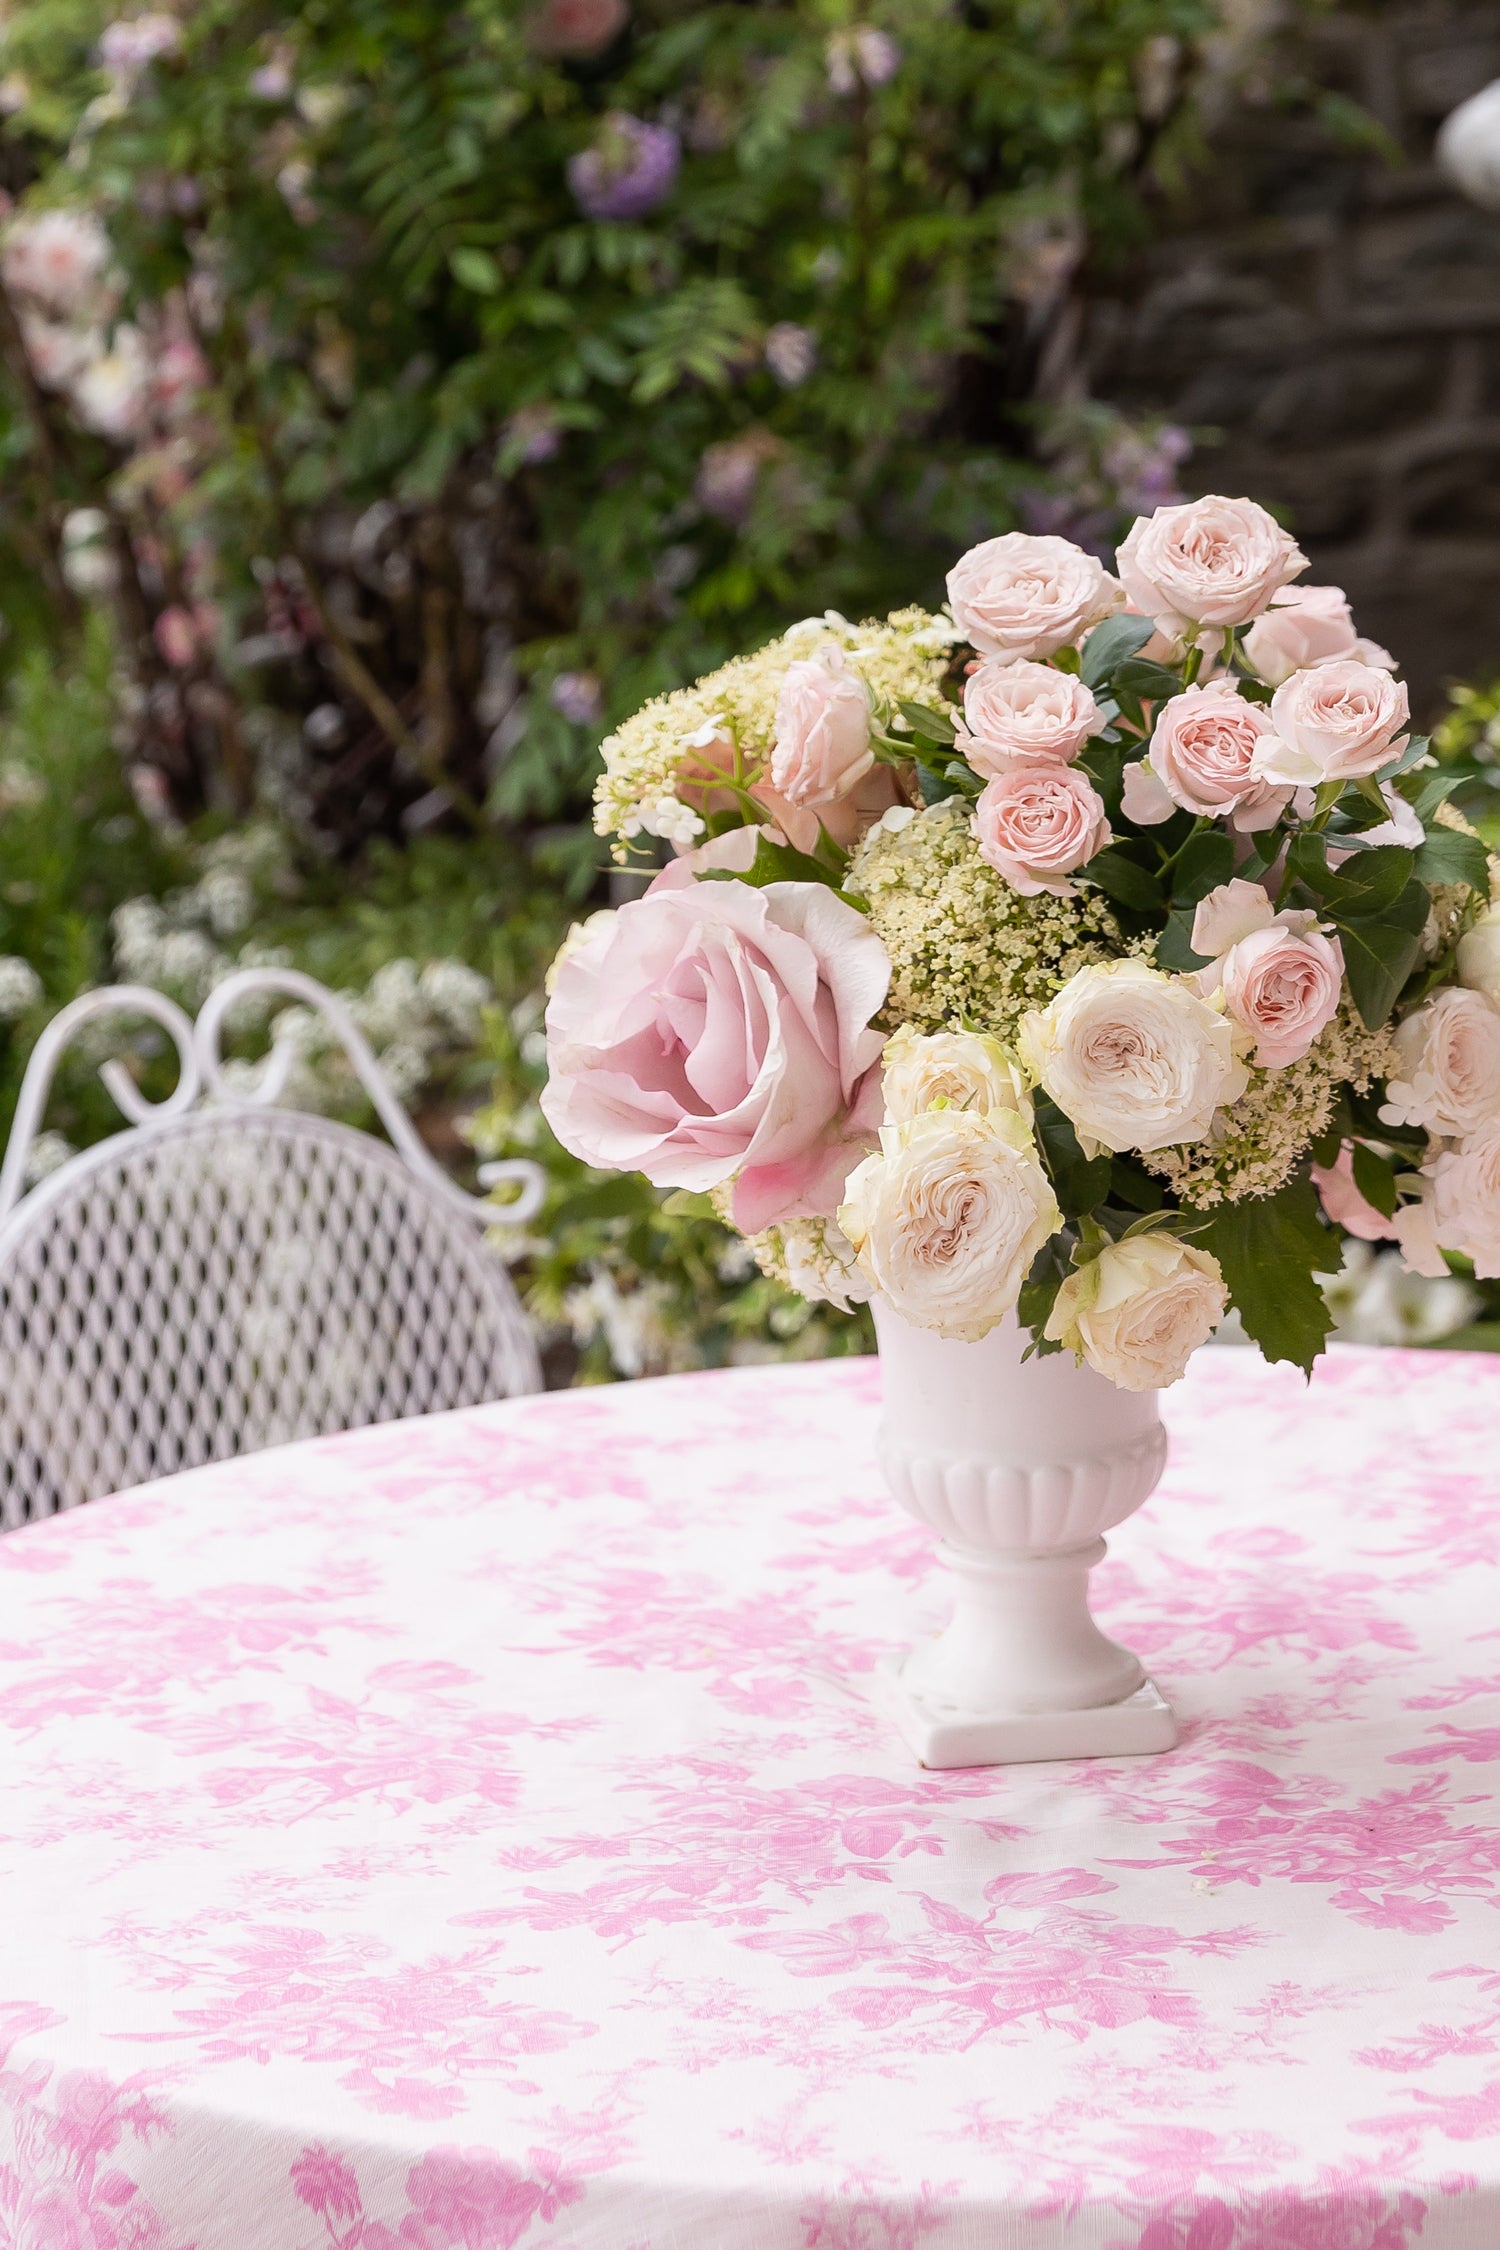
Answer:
[873,1654,1177,1770]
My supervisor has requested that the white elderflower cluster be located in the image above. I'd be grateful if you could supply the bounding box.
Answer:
[846,799,1134,1040]
[747,1214,869,1312]
[1143,1005,1396,1208]
[594,606,953,850]
[620,794,705,850]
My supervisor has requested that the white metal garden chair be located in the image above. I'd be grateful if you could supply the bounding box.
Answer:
[0,968,545,1525]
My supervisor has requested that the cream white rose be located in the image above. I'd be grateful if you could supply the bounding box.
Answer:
[1045,1233,1228,1390]
[1018,958,1250,1156]
[1458,899,1500,1000]
[1380,986,1500,1139]
[1116,495,1306,635]
[1254,661,1410,786]
[946,533,1123,665]
[839,1107,1061,1342]
[880,1024,1033,1126]
[1431,1122,1500,1279]
[770,644,874,806]
[958,658,1104,771]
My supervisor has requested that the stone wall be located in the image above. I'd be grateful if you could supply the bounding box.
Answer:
[1091,0,1500,716]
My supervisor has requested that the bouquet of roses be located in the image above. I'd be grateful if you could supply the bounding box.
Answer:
[541,495,1499,1391]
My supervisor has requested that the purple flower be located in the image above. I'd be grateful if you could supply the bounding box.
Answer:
[551,670,602,726]
[568,113,680,222]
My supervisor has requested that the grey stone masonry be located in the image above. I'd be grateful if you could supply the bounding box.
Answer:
[1091,0,1500,716]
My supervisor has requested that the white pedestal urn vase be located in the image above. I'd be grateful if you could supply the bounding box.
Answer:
[871,1300,1179,1769]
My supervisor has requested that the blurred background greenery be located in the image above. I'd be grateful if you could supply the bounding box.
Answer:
[1,0,1498,1379]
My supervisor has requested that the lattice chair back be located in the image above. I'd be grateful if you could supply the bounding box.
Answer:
[0,972,545,1525]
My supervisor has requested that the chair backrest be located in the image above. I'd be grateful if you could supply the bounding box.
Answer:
[0,973,545,1524]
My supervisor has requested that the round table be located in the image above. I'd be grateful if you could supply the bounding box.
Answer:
[0,1347,1497,2248]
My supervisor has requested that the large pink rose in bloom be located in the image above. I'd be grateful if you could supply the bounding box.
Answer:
[973,764,1110,897]
[1242,583,1395,687]
[946,533,1122,664]
[542,878,889,1232]
[1116,495,1306,636]
[1255,660,1410,786]
[958,658,1104,774]
[1129,679,1293,831]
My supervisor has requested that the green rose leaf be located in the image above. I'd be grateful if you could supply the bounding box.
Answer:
[1170,828,1236,906]
[1335,883,1428,1028]
[896,699,957,745]
[1080,613,1156,690]
[1193,1174,1336,1374]
[1287,834,1414,915]
[1083,847,1165,913]
[1112,657,1183,703]
[1350,1141,1399,1219]
[698,833,842,891]
[1414,826,1491,899]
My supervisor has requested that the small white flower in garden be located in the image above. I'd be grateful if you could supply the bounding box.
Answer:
[946,533,1123,665]
[70,323,151,439]
[420,959,493,1043]
[1018,958,1250,1156]
[777,1216,869,1313]
[296,83,352,130]
[0,957,43,1021]
[1,208,115,323]
[376,1040,429,1106]
[248,50,293,100]
[23,1131,75,1187]
[1323,1239,1479,1346]
[60,507,117,598]
[99,14,181,84]
[764,323,817,387]
[1115,494,1306,638]
[826,27,900,93]
[1380,987,1500,1140]
[0,762,45,811]
[1046,1233,1228,1390]
[1438,78,1500,212]
[551,672,602,727]
[197,866,255,939]
[839,1106,1060,1342]
[880,1024,1033,1127]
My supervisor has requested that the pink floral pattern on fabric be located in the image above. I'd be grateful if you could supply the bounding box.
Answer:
[0,1348,1494,2244]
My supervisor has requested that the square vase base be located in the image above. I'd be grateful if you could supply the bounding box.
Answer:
[874,1655,1178,1770]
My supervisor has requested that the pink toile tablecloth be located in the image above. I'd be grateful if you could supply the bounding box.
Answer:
[1,1347,1500,2249]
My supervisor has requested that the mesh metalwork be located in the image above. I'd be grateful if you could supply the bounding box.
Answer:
[0,1106,541,1525]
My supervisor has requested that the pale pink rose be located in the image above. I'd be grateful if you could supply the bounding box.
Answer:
[677,719,896,856]
[1380,986,1500,1139]
[1144,679,1294,830]
[946,533,1122,664]
[1116,495,1306,635]
[1254,661,1410,786]
[649,824,765,890]
[542,877,889,1233]
[973,764,1110,897]
[1242,584,1394,687]
[958,658,1103,773]
[1431,1121,1500,1279]
[1190,878,1342,1067]
[1214,921,1344,1068]
[770,646,873,806]
[1393,1181,1449,1278]
[1311,1144,1397,1243]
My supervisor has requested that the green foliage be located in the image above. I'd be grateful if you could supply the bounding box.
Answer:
[1191,1176,1336,1375]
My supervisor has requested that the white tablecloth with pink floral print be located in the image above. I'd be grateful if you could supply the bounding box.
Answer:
[4,1347,1500,2250]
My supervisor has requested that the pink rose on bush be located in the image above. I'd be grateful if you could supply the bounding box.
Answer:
[1311,1144,1397,1242]
[946,533,1122,664]
[1190,878,1344,1069]
[1380,985,1500,1139]
[958,658,1104,774]
[542,877,889,1232]
[973,763,1110,897]
[1116,494,1306,636]
[1255,660,1410,786]
[770,646,873,806]
[1134,679,1293,830]
[1242,584,1395,687]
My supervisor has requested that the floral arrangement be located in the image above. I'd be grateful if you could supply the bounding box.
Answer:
[541,495,1498,1392]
